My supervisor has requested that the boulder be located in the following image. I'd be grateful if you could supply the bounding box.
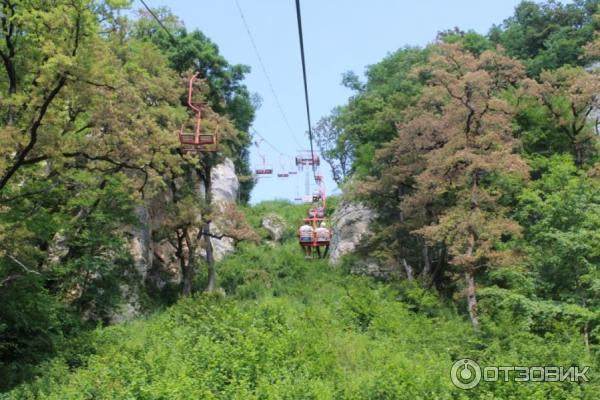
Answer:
[261,213,286,242]
[329,200,375,264]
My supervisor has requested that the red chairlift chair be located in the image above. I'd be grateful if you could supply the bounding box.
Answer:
[295,151,320,168]
[277,156,290,178]
[254,140,273,176]
[178,72,219,154]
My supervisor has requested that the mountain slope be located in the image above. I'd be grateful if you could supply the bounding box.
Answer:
[4,202,598,399]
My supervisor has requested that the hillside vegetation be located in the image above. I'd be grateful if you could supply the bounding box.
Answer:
[2,0,600,398]
[3,201,599,399]
[315,0,600,343]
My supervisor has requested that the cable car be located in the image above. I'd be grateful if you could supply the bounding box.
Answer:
[295,151,320,168]
[178,72,219,153]
[256,169,273,175]
[276,156,290,178]
[254,140,273,175]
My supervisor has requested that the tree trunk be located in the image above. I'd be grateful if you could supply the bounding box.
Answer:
[421,243,431,278]
[465,228,480,331]
[182,262,193,296]
[583,321,590,353]
[204,222,216,293]
[465,269,480,331]
[402,258,414,281]
[199,164,216,293]
[431,247,446,290]
[574,143,584,168]
[182,230,196,297]
[1,52,17,124]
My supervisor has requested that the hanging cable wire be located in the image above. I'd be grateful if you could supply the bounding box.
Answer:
[294,0,318,181]
[139,0,177,44]
[234,0,303,148]
[251,128,294,159]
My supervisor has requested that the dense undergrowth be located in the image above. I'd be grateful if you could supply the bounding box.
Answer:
[3,201,598,399]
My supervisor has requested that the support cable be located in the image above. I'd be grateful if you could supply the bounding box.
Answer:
[139,0,177,44]
[294,0,318,182]
[234,0,303,148]
[251,128,295,160]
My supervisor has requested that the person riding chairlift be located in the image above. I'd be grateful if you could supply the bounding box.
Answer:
[312,189,322,203]
[298,223,314,259]
[316,206,325,219]
[315,222,331,259]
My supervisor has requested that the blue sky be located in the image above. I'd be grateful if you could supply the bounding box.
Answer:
[141,0,526,203]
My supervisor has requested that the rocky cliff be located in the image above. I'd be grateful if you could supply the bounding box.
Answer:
[329,200,375,264]
[115,158,240,322]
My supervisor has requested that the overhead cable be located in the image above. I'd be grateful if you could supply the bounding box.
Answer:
[139,0,177,44]
[294,0,318,181]
[234,0,303,148]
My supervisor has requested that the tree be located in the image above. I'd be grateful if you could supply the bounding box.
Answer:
[331,47,428,177]
[153,75,258,295]
[0,0,187,386]
[490,0,599,76]
[312,113,354,185]
[405,44,530,330]
[517,155,600,349]
[356,90,446,286]
[534,66,600,167]
[133,7,256,202]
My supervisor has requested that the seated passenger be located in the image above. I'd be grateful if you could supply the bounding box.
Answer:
[316,207,325,218]
[298,223,314,259]
[312,190,321,203]
[315,222,331,259]
[315,222,330,243]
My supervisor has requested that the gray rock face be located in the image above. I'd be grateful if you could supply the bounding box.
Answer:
[211,158,239,204]
[129,206,152,281]
[209,158,240,261]
[208,225,236,262]
[261,213,286,242]
[329,200,375,264]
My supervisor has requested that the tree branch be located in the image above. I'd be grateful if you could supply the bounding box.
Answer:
[0,75,68,192]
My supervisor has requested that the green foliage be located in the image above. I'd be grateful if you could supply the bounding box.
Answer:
[3,201,599,398]
[515,155,600,337]
[320,47,429,177]
[489,0,599,76]
[0,277,65,391]
[133,8,256,202]
[0,0,256,389]
[438,29,494,56]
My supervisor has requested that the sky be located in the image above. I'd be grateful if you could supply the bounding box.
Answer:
[141,0,526,203]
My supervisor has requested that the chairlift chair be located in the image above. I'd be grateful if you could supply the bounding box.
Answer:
[178,72,219,153]
[254,141,273,175]
[295,151,320,167]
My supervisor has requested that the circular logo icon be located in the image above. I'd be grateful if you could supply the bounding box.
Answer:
[451,359,481,390]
